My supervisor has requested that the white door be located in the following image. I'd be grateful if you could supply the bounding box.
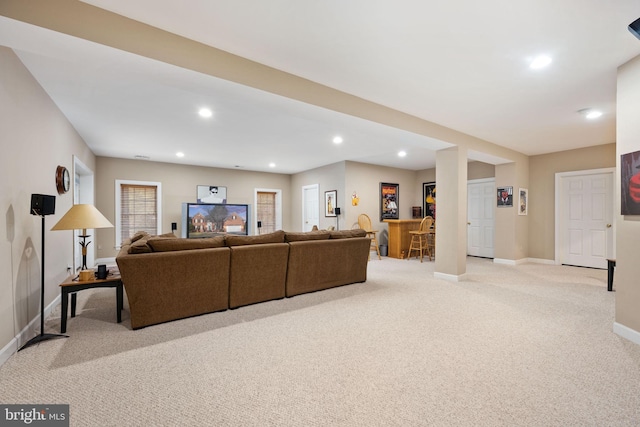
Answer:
[301,184,319,232]
[467,179,495,258]
[561,171,613,269]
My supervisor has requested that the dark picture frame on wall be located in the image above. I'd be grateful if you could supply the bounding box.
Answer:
[324,190,337,217]
[423,182,436,220]
[380,182,399,221]
[497,186,513,207]
[621,150,640,215]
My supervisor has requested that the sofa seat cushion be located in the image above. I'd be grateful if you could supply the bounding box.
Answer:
[284,230,331,242]
[148,236,225,252]
[225,230,285,246]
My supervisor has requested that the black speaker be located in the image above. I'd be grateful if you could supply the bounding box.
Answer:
[96,264,108,280]
[171,222,177,232]
[629,17,640,40]
[335,207,341,215]
[30,194,56,216]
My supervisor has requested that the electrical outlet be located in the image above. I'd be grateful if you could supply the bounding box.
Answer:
[66,265,72,272]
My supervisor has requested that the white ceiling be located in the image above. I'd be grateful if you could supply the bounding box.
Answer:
[2,1,640,173]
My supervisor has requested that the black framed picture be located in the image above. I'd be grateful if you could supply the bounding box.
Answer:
[423,182,436,220]
[621,150,640,215]
[497,186,513,207]
[380,183,399,221]
[325,190,337,217]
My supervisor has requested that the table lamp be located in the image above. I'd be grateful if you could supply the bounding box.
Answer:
[51,204,113,270]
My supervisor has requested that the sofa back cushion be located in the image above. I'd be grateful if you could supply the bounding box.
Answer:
[148,236,225,252]
[127,233,177,254]
[329,229,367,239]
[284,230,331,242]
[225,230,285,246]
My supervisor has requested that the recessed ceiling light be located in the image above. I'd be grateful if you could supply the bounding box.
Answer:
[333,136,343,144]
[269,162,276,168]
[176,152,185,158]
[530,55,552,69]
[578,108,603,119]
[198,108,213,118]
[398,151,407,157]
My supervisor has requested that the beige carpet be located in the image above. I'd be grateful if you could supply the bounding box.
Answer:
[1,257,639,426]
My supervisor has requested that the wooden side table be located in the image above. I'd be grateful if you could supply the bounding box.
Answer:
[59,271,123,333]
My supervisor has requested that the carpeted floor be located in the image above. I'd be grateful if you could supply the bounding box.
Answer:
[1,257,639,426]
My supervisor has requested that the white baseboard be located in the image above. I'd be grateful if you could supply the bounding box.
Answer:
[525,258,557,265]
[0,294,61,367]
[613,322,640,346]
[434,272,468,282]
[493,258,517,265]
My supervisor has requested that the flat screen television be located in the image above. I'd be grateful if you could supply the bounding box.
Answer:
[181,203,250,238]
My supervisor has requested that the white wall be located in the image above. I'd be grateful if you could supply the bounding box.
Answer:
[615,54,640,341]
[0,47,95,356]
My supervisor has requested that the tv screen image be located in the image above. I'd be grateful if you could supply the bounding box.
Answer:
[182,203,249,238]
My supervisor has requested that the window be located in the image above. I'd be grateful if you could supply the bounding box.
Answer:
[115,180,162,247]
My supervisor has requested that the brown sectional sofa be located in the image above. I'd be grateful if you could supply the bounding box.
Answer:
[116,229,370,329]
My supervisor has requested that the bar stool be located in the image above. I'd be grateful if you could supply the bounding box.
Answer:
[357,213,381,260]
[407,216,433,262]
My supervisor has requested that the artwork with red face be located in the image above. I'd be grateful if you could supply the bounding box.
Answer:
[497,186,513,207]
[621,150,640,215]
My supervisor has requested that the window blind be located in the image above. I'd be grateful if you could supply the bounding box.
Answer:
[120,184,158,242]
[257,191,276,233]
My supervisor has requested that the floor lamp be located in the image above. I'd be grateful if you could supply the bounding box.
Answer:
[20,195,68,351]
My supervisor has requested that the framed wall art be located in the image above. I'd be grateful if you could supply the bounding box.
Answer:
[197,185,227,204]
[423,182,436,220]
[518,188,528,215]
[621,150,640,215]
[380,182,399,221]
[497,186,513,207]
[325,190,337,217]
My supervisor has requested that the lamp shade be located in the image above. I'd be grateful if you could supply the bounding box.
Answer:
[51,204,113,231]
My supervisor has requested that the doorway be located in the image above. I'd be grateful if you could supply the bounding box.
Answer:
[73,156,95,271]
[467,178,495,258]
[555,168,614,269]
[301,184,319,232]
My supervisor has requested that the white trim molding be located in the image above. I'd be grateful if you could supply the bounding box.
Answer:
[613,322,640,346]
[525,258,557,265]
[115,179,162,248]
[434,272,468,282]
[1,295,61,367]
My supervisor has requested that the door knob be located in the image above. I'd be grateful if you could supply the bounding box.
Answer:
[467,222,471,225]
[606,224,612,228]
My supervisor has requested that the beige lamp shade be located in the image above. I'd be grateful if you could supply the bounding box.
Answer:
[51,204,113,231]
